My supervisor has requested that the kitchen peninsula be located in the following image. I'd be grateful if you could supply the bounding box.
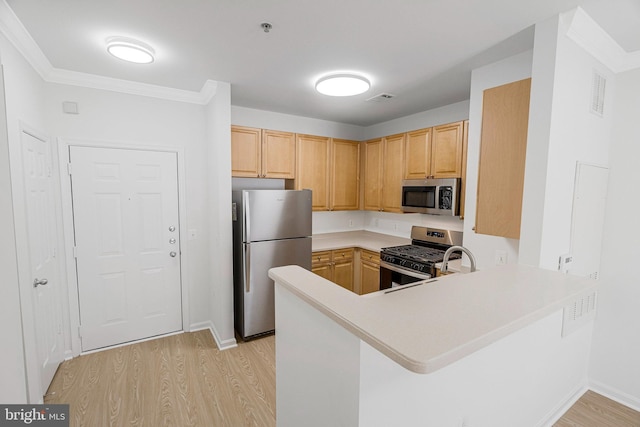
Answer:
[269,264,598,426]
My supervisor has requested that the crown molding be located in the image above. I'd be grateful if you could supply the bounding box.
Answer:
[0,0,218,104]
[564,7,640,73]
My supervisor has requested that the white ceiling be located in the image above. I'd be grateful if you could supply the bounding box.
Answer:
[5,0,639,126]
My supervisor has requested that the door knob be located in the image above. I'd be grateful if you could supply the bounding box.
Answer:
[33,278,48,288]
[169,238,176,244]
[170,251,177,257]
[169,226,176,232]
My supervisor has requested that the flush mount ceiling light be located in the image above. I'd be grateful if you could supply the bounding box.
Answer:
[315,74,371,97]
[106,36,155,64]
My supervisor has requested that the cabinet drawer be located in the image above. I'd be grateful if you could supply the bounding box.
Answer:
[312,251,332,265]
[360,249,380,265]
[332,248,354,261]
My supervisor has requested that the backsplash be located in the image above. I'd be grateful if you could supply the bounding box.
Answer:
[312,210,464,237]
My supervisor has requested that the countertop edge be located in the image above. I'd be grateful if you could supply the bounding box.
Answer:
[269,265,598,375]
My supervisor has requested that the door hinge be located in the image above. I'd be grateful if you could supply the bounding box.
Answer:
[67,163,72,175]
[73,246,78,258]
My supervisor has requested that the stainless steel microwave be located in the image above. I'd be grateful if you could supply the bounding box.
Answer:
[401,178,460,216]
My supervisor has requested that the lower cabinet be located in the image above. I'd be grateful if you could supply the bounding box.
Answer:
[358,249,380,295]
[311,249,354,292]
[312,248,380,295]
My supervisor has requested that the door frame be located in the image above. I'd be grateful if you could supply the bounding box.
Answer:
[57,138,191,357]
[11,122,66,403]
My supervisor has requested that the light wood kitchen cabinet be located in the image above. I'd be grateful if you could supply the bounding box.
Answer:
[231,126,296,178]
[403,121,464,180]
[475,78,531,239]
[297,136,360,211]
[363,134,404,213]
[312,249,354,292]
[359,249,381,295]
[296,134,331,210]
[331,139,360,210]
[431,121,464,178]
[459,120,469,219]
[404,128,432,179]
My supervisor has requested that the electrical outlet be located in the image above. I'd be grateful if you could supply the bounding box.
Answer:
[495,250,507,265]
[558,253,573,273]
[393,223,399,231]
[348,219,354,227]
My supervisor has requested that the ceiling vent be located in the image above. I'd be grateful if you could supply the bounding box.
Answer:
[366,93,395,102]
[590,71,606,117]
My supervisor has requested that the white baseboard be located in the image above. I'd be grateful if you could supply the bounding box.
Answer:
[536,382,588,427]
[589,379,640,412]
[190,321,238,350]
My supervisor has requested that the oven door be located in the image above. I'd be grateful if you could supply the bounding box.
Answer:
[379,261,432,290]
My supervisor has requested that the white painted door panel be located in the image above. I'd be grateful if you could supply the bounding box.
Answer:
[21,130,64,393]
[70,146,182,351]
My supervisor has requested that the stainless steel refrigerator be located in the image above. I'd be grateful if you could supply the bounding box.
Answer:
[232,189,312,340]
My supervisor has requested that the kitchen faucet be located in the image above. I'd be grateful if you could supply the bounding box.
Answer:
[441,245,477,273]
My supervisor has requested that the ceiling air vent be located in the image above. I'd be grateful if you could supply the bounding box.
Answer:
[366,93,395,102]
[590,71,606,117]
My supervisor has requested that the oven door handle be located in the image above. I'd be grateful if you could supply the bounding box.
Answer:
[379,261,432,280]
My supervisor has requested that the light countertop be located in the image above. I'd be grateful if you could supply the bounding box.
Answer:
[269,264,598,374]
[312,230,410,252]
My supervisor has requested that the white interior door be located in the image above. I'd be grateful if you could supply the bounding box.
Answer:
[21,130,64,393]
[70,146,182,351]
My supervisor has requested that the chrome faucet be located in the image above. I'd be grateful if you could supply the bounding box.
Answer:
[441,245,477,273]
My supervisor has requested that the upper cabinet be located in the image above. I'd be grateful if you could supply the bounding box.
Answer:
[475,78,531,239]
[403,121,464,180]
[296,135,360,211]
[296,134,331,210]
[231,126,296,179]
[431,121,464,178]
[331,139,360,211]
[363,134,404,213]
[404,128,432,179]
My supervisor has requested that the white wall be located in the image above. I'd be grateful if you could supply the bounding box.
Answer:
[232,105,363,140]
[0,31,50,403]
[361,100,469,140]
[0,55,28,402]
[205,82,236,348]
[589,67,640,409]
[463,50,533,270]
[520,11,615,271]
[43,83,214,331]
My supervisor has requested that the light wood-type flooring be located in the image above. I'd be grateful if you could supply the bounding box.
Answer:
[45,330,639,426]
[45,330,275,427]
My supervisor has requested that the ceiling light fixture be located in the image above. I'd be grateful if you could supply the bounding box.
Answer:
[315,74,371,97]
[106,36,155,64]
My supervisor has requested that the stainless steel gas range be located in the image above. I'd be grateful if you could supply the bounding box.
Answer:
[379,226,462,289]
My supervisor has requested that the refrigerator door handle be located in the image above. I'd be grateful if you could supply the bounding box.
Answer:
[243,191,250,242]
[244,244,251,293]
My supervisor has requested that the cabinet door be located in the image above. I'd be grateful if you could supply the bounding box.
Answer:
[459,120,469,219]
[263,130,296,179]
[296,134,330,211]
[360,261,380,295]
[331,139,360,210]
[231,126,261,177]
[431,121,463,178]
[404,128,431,179]
[312,264,333,281]
[382,134,405,213]
[333,260,354,292]
[363,139,383,211]
[476,79,531,239]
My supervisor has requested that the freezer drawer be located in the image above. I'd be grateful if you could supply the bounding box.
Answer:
[236,237,311,339]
